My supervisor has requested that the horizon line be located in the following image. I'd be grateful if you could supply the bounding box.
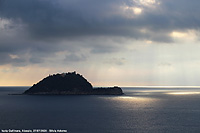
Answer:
[1,85,200,88]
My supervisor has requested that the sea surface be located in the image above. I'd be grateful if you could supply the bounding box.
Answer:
[1,87,200,133]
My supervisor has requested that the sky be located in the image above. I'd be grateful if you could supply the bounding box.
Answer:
[0,0,200,86]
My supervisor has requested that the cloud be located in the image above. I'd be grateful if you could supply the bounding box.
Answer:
[104,58,126,66]
[1,0,199,41]
[64,53,87,63]
[90,44,119,54]
[0,0,200,67]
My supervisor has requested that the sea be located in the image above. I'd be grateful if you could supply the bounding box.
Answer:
[1,87,200,133]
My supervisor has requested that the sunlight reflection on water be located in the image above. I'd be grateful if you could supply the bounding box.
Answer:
[1,87,200,132]
[123,87,200,96]
[118,96,157,103]
[166,91,200,95]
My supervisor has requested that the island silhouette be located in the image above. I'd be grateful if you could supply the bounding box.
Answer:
[23,71,123,95]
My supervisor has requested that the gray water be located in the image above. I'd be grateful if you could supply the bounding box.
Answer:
[1,87,200,133]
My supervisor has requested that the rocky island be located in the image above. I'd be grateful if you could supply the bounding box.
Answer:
[23,72,123,95]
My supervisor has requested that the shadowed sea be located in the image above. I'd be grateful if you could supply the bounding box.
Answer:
[1,87,200,133]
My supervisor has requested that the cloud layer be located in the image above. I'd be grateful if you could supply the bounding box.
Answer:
[1,0,200,86]
[0,0,200,66]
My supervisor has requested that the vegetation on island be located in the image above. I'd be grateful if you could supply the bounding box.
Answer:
[23,72,123,95]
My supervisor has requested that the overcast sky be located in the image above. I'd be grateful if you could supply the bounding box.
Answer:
[1,0,200,86]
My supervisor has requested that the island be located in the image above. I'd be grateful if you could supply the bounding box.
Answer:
[23,72,123,95]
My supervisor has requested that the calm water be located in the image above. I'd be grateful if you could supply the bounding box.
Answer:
[1,87,200,133]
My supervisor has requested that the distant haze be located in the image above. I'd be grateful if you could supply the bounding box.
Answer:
[0,0,200,86]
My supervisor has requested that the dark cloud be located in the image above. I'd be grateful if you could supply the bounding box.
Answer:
[0,52,12,65]
[1,0,200,37]
[2,0,197,40]
[0,0,122,38]
[0,52,27,66]
[0,0,200,66]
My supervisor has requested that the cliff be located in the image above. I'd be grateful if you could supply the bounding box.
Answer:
[23,72,123,95]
